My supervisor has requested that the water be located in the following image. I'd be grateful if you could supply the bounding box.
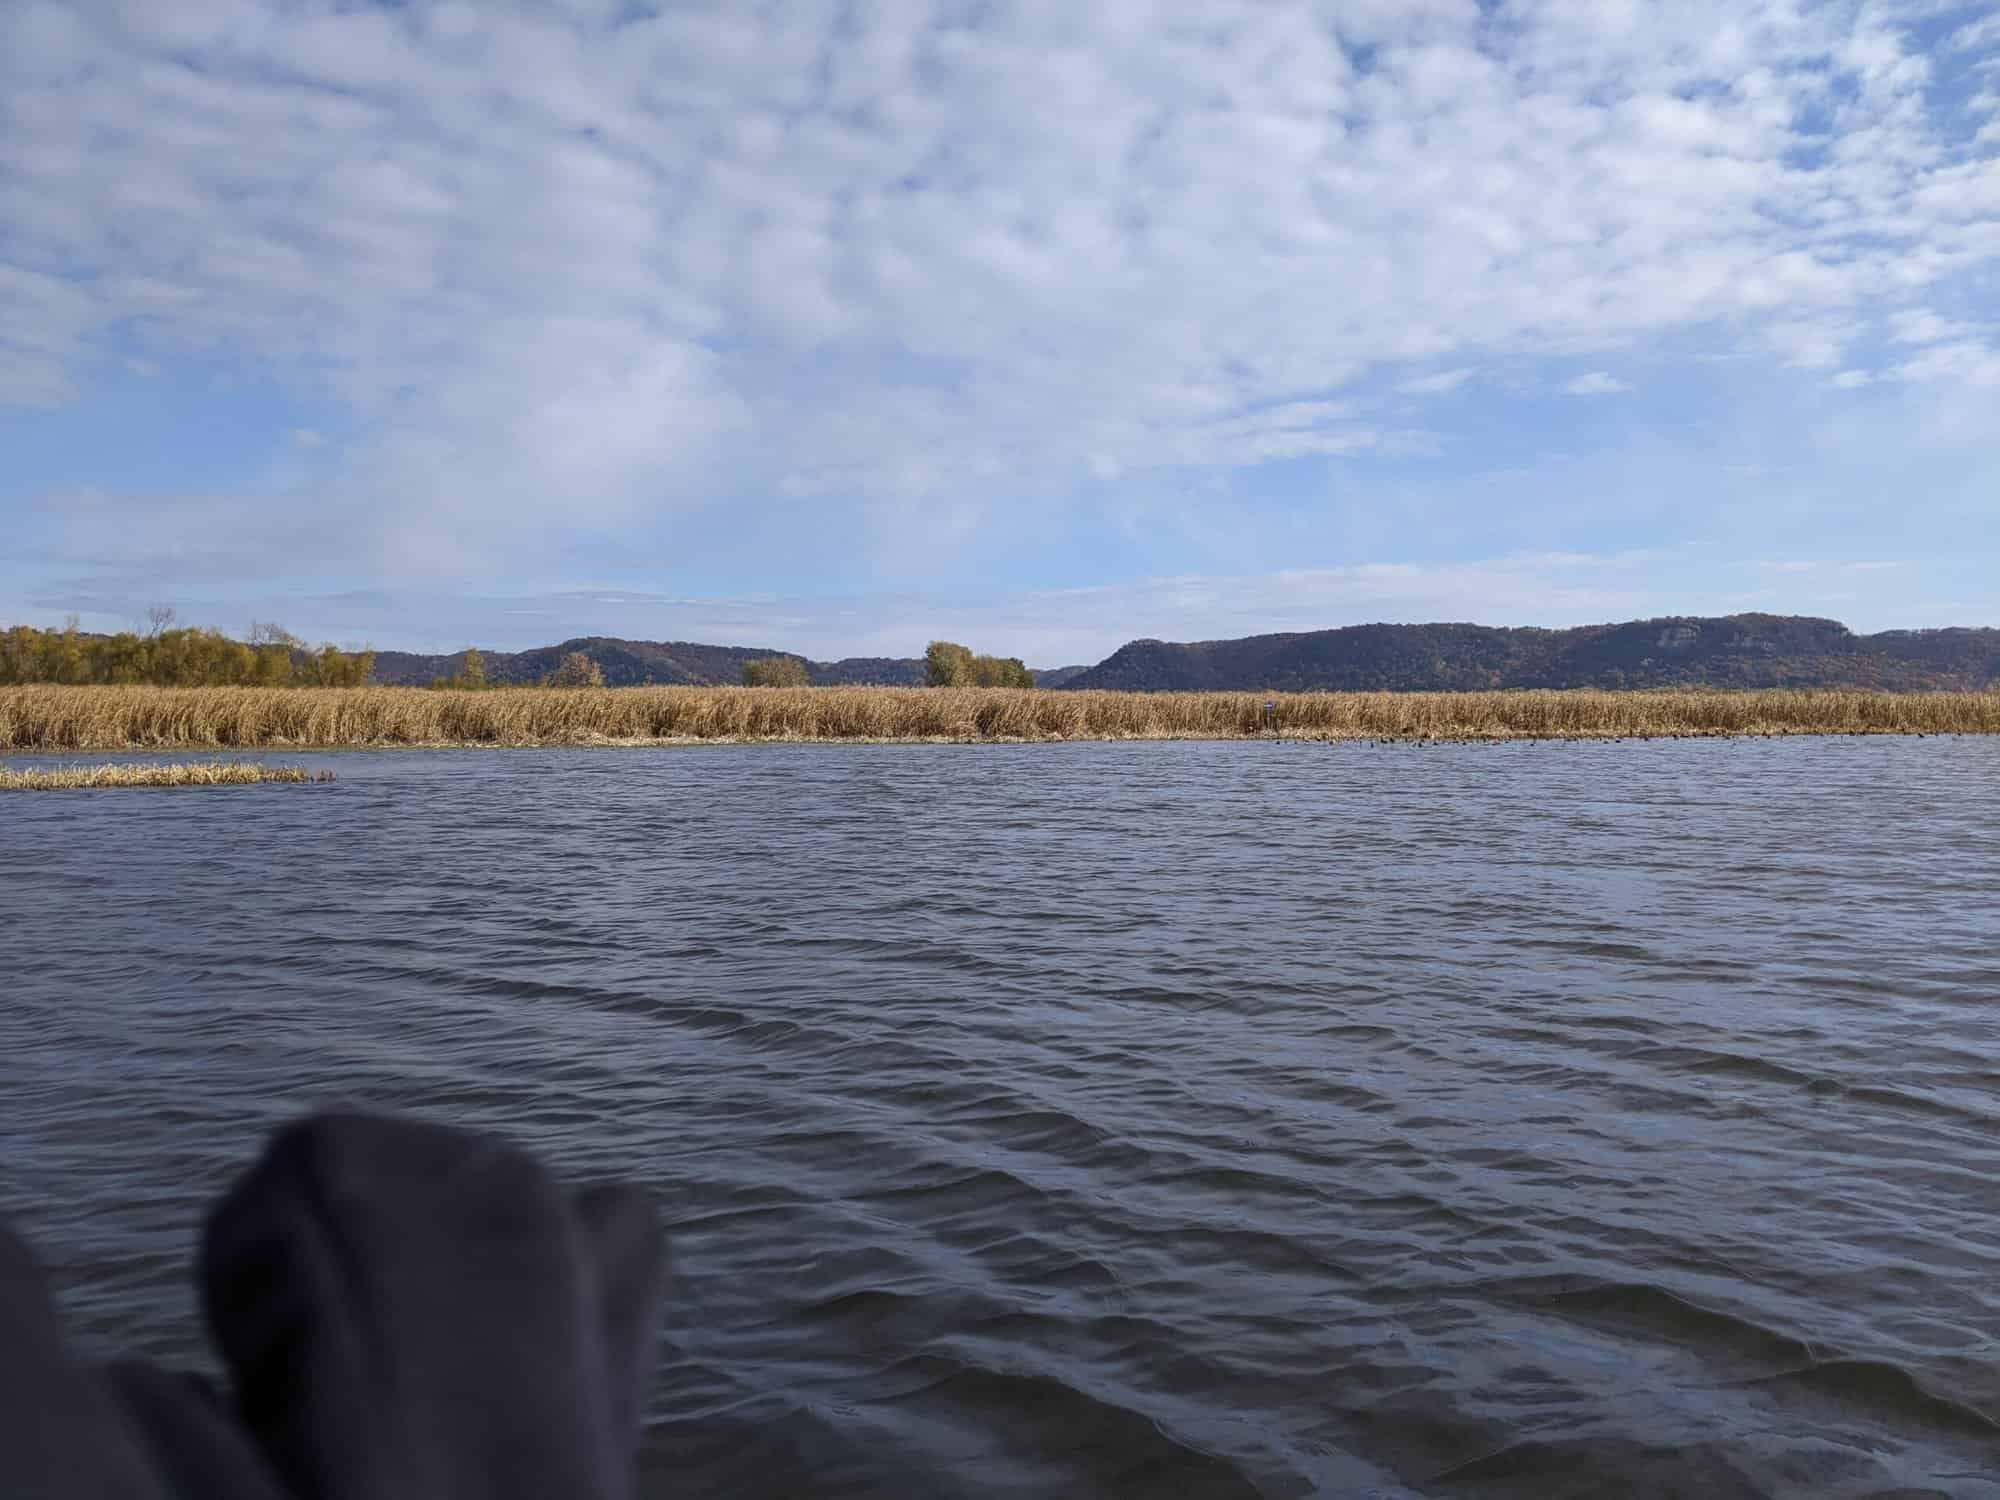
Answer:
[3,739,1998,1498]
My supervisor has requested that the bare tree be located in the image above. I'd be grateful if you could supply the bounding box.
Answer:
[145,604,177,638]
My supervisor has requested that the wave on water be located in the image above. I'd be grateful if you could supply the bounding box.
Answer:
[3,737,1998,1496]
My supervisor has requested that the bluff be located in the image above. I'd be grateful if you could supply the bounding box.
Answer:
[369,637,1087,689]
[368,638,928,687]
[1059,615,2000,692]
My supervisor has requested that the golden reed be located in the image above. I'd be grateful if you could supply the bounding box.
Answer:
[0,760,327,790]
[3,685,1997,751]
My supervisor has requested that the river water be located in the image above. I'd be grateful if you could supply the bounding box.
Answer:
[2,739,1997,1497]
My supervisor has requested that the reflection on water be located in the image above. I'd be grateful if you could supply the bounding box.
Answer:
[3,738,1998,1498]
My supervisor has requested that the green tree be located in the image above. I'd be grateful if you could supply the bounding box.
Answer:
[743,656,809,687]
[927,641,1032,687]
[247,622,299,685]
[93,631,147,684]
[0,626,36,684]
[969,654,1034,688]
[298,642,375,687]
[552,651,606,688]
[924,640,975,686]
[430,649,488,690]
[47,617,85,684]
[0,620,374,686]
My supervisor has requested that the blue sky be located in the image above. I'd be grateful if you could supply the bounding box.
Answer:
[4,0,1997,665]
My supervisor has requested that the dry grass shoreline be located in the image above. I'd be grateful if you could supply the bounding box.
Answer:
[0,761,329,790]
[3,684,1997,751]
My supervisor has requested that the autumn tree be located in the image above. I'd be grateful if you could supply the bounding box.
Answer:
[969,654,1034,688]
[247,621,300,684]
[552,651,606,687]
[743,656,809,687]
[0,620,374,686]
[925,640,1032,687]
[429,648,488,691]
[296,643,376,686]
[924,641,975,686]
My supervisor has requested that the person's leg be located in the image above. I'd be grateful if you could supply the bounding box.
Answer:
[201,1112,666,1500]
[0,1220,168,1500]
[100,1362,292,1500]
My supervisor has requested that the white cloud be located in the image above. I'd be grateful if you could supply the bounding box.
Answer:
[1832,369,1876,388]
[1888,307,1970,344]
[289,427,324,448]
[1951,14,2000,54]
[1763,318,1858,369]
[1890,339,2000,385]
[1564,371,1631,395]
[1744,559,1903,575]
[1396,368,1475,395]
[2,0,1999,573]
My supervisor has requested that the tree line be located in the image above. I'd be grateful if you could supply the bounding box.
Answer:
[922,640,1034,687]
[425,650,611,689]
[739,642,1033,687]
[0,619,375,687]
[2,620,1038,692]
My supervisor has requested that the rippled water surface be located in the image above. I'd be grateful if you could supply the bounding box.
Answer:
[4,739,1999,1498]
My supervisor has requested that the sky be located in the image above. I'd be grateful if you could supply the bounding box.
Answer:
[3,0,1997,666]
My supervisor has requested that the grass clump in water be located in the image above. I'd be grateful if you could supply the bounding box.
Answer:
[0,761,332,791]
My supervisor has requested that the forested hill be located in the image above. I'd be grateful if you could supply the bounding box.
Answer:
[366,616,2000,691]
[15,617,1991,692]
[370,637,1099,688]
[368,637,934,687]
[1060,616,2000,692]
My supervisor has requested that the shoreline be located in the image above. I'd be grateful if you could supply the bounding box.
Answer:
[3,728,1983,751]
[6,683,1999,752]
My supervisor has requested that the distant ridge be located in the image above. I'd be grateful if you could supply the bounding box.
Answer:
[1060,615,2000,693]
[369,637,1104,689]
[361,616,2000,692]
[368,637,934,687]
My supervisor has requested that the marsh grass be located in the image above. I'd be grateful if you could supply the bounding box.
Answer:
[0,761,330,790]
[3,685,1997,751]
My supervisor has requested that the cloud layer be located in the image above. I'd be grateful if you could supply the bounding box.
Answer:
[4,0,1998,639]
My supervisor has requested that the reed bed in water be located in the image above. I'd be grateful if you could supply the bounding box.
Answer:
[0,761,329,790]
[3,685,1998,750]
